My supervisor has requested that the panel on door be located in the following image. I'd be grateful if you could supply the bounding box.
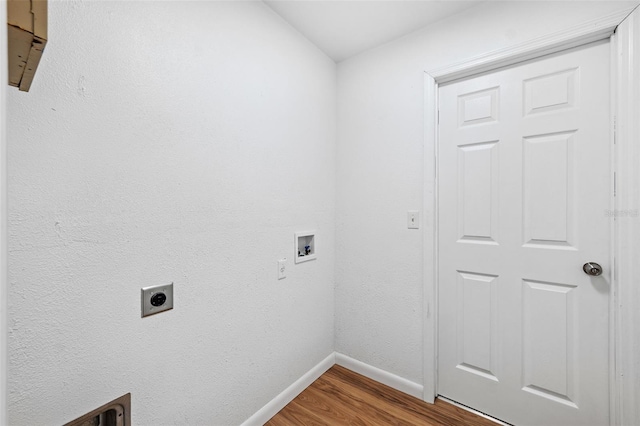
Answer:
[438,41,610,426]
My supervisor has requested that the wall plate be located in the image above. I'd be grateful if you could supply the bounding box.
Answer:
[278,258,287,280]
[407,210,420,229]
[141,283,174,318]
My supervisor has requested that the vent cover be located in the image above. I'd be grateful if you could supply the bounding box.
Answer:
[64,393,131,426]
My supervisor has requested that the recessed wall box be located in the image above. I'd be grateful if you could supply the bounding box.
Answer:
[295,231,316,263]
[8,0,48,91]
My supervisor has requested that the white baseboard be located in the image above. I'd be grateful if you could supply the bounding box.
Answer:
[240,352,335,426]
[334,353,424,399]
[243,352,425,425]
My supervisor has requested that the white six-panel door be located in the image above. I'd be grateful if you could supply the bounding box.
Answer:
[438,41,611,426]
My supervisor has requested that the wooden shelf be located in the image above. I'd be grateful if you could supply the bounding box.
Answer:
[8,0,47,92]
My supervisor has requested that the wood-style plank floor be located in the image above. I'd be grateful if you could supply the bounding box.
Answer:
[266,365,497,425]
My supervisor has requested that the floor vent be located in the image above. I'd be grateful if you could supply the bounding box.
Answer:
[64,393,131,426]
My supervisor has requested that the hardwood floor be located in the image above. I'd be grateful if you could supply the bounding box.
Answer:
[266,365,498,425]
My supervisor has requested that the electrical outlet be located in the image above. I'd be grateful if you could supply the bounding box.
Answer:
[408,210,420,229]
[278,258,287,280]
[141,283,174,317]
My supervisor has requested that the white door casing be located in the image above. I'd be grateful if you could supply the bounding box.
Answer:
[437,41,611,426]
[612,6,640,426]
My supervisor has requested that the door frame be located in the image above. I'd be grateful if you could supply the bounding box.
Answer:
[422,7,639,425]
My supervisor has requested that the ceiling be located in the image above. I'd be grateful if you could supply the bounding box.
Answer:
[263,0,484,62]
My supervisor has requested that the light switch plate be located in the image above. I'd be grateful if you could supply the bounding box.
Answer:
[408,210,420,229]
[141,283,174,318]
[278,258,287,280]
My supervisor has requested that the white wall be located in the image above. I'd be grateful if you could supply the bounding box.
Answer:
[335,1,638,386]
[1,0,8,423]
[7,1,336,425]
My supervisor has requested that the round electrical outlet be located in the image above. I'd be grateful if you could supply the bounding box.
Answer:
[150,292,167,307]
[141,283,173,318]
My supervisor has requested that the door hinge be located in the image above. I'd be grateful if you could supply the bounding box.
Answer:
[437,110,440,124]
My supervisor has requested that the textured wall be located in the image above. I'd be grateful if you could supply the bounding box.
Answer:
[335,1,638,386]
[1,1,7,423]
[7,1,336,425]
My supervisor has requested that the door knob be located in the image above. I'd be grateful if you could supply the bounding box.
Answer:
[583,262,603,276]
